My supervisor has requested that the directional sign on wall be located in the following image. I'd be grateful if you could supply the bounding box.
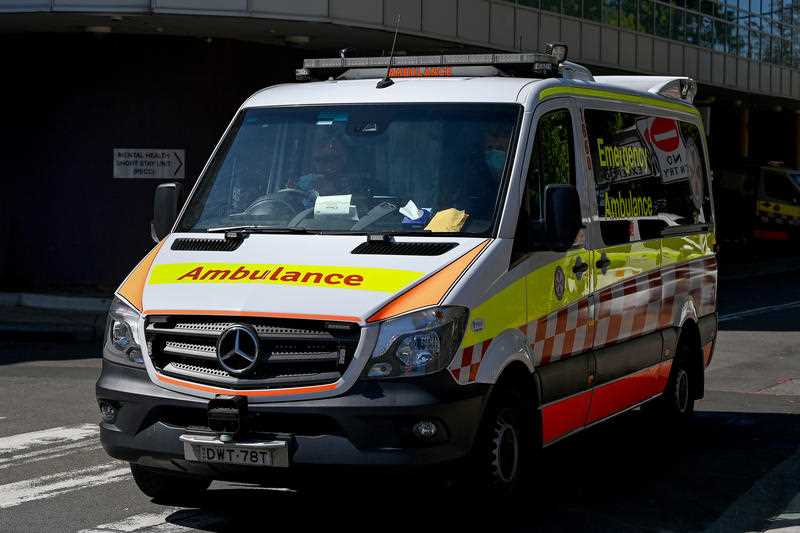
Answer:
[113,149,185,179]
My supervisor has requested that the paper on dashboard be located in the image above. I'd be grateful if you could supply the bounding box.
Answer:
[314,194,353,216]
[424,208,469,232]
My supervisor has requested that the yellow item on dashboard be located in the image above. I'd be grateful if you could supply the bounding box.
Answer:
[425,208,469,232]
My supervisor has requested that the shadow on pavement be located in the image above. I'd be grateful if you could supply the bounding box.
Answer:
[0,340,101,365]
[159,407,800,532]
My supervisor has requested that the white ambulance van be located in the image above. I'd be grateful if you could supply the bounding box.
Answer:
[97,46,718,497]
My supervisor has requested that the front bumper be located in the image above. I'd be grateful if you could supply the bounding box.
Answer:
[96,360,488,479]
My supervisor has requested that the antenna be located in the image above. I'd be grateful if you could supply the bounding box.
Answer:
[376,15,401,89]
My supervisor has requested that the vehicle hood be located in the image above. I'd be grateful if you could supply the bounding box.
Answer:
[140,233,485,323]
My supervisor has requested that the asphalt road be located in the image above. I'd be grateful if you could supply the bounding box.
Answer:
[1,272,799,533]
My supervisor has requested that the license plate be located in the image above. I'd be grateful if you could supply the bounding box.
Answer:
[181,435,290,468]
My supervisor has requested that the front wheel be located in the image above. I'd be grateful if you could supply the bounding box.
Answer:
[469,391,535,496]
[130,463,211,503]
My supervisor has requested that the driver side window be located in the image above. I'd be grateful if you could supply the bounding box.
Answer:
[513,109,576,260]
[525,109,576,220]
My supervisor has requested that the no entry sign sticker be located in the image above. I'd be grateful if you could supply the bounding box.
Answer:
[637,117,688,182]
[649,118,681,153]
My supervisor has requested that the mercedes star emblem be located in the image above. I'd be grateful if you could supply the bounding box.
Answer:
[216,325,260,376]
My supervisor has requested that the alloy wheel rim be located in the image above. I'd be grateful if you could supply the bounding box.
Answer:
[492,418,520,484]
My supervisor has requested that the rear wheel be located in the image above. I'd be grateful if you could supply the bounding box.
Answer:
[645,336,697,422]
[130,463,211,503]
[667,364,694,417]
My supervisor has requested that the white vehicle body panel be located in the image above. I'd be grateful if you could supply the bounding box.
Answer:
[141,234,484,321]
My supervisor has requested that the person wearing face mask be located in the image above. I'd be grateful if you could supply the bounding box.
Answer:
[441,125,511,225]
[484,126,510,181]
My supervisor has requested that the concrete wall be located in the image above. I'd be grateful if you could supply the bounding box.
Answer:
[0,34,301,290]
[2,0,799,100]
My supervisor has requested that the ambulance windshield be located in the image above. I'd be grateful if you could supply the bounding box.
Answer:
[177,104,519,235]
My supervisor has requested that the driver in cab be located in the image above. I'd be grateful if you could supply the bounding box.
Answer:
[288,137,355,207]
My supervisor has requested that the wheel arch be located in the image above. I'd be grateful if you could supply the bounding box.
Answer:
[483,360,543,447]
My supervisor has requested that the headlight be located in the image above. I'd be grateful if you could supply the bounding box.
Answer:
[104,297,145,368]
[364,306,468,379]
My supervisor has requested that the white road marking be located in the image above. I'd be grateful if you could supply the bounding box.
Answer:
[718,300,800,323]
[0,417,7,420]
[773,513,800,520]
[0,423,98,454]
[0,462,129,509]
[78,509,178,532]
[0,438,102,470]
[78,509,225,533]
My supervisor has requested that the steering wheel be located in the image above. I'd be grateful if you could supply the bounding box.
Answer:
[242,189,307,218]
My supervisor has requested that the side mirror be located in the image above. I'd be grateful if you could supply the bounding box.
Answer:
[534,184,582,251]
[151,182,184,243]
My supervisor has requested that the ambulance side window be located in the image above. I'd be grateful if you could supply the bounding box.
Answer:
[680,122,714,222]
[585,109,711,246]
[513,108,575,260]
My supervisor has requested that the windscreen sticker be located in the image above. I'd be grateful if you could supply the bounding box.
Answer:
[148,263,424,293]
[603,191,655,219]
[596,137,651,179]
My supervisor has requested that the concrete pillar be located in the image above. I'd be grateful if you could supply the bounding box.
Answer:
[794,112,800,169]
[739,107,749,160]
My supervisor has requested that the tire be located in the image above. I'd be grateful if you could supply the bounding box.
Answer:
[470,391,535,497]
[645,343,696,423]
[663,358,695,420]
[130,463,211,502]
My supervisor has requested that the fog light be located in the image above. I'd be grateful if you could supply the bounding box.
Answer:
[99,400,117,423]
[412,421,438,440]
[368,362,393,378]
[127,348,144,365]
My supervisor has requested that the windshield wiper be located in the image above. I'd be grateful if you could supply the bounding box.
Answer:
[206,225,319,235]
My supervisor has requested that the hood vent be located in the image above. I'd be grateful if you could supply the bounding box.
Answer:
[171,238,243,252]
[351,241,458,256]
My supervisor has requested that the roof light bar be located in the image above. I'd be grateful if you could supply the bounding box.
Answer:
[302,52,558,71]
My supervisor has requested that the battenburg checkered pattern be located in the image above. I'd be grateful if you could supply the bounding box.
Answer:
[527,299,594,365]
[758,210,800,226]
[449,256,717,385]
[594,256,717,350]
[450,339,492,385]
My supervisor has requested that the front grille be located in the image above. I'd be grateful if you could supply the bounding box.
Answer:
[146,316,360,390]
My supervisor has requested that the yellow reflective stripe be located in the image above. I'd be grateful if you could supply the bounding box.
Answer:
[148,263,423,293]
[462,232,716,349]
[461,277,526,348]
[461,250,592,348]
[539,86,700,116]
[661,232,715,266]
[594,240,661,291]
[757,200,800,219]
[526,249,592,324]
